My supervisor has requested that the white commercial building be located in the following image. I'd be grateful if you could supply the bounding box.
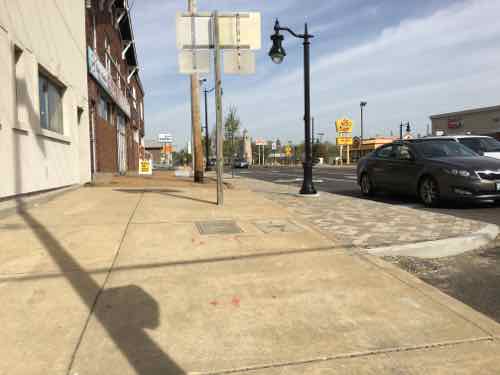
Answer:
[0,1,91,199]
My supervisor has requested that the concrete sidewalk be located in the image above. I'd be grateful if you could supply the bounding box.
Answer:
[0,174,499,374]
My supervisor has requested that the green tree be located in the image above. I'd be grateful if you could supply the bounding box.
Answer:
[223,106,241,162]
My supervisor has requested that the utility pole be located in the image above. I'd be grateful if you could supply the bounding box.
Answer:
[188,0,204,182]
[214,11,224,205]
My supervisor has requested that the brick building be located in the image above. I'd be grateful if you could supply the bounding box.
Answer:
[85,0,145,177]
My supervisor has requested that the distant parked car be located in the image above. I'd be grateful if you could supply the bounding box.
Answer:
[357,139,500,206]
[233,159,249,169]
[425,135,500,160]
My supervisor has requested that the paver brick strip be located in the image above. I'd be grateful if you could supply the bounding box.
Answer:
[239,178,488,249]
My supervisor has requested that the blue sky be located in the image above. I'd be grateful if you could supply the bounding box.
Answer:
[130,0,500,147]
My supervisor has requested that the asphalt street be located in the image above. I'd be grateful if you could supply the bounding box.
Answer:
[234,165,500,226]
[234,165,500,322]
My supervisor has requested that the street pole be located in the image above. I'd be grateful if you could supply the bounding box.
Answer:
[301,24,316,194]
[311,116,315,162]
[188,0,204,183]
[203,88,213,171]
[231,133,234,178]
[213,11,224,205]
[360,105,364,141]
[400,121,403,140]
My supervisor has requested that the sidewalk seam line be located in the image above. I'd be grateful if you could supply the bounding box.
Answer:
[66,192,144,375]
[358,253,497,338]
[190,336,494,375]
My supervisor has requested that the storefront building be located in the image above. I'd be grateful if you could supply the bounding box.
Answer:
[431,105,500,140]
[349,137,397,162]
[86,0,145,177]
[0,1,91,199]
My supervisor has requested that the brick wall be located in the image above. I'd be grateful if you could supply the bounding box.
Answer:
[86,0,145,174]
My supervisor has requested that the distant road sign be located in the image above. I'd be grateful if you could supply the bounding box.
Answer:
[158,133,173,143]
[271,142,277,150]
[255,138,266,146]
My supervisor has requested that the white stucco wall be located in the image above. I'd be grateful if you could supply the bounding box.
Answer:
[0,0,90,199]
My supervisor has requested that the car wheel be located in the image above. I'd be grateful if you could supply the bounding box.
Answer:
[419,176,440,207]
[360,173,375,196]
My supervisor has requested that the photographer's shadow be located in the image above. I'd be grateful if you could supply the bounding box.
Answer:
[95,285,184,375]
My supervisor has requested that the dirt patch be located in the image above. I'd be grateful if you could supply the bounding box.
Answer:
[384,239,500,323]
[88,171,217,189]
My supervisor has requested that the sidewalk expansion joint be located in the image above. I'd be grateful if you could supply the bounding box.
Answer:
[66,192,144,375]
[190,337,495,375]
[0,246,354,284]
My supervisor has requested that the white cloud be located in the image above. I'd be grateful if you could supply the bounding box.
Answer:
[135,0,500,145]
[222,0,500,141]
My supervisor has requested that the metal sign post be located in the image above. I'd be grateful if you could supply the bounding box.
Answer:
[176,10,261,206]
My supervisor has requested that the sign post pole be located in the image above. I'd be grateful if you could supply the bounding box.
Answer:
[214,11,224,206]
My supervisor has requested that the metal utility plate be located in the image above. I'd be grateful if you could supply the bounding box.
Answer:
[196,220,243,235]
[253,220,302,234]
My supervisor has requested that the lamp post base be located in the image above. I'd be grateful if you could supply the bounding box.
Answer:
[300,161,317,195]
[300,183,317,195]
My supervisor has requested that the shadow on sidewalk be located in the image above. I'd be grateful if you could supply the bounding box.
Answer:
[18,210,185,374]
[11,76,184,373]
[115,188,216,206]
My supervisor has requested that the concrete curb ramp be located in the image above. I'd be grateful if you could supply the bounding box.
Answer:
[366,223,500,258]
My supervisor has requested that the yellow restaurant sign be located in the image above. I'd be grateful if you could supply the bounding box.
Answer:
[336,137,353,146]
[335,118,353,133]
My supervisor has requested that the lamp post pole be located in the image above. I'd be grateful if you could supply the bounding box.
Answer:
[200,79,215,171]
[360,101,367,141]
[203,87,215,171]
[400,121,410,140]
[269,20,316,195]
[302,27,316,195]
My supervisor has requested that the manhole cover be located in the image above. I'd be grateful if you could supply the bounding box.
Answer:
[254,220,302,234]
[196,220,242,235]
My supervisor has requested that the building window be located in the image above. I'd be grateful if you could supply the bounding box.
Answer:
[104,37,111,73]
[14,46,24,125]
[140,101,144,121]
[98,95,109,122]
[38,73,64,134]
[132,86,137,109]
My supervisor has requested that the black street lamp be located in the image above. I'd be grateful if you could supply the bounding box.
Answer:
[200,79,215,171]
[360,101,367,141]
[269,19,316,195]
[400,121,411,140]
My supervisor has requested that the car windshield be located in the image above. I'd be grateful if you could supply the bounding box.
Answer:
[413,140,479,158]
[459,137,500,153]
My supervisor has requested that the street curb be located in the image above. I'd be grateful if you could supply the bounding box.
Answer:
[365,223,500,259]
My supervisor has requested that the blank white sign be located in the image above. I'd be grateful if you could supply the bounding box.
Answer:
[219,12,261,50]
[178,50,211,74]
[224,49,256,75]
[176,12,261,50]
[176,12,212,49]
